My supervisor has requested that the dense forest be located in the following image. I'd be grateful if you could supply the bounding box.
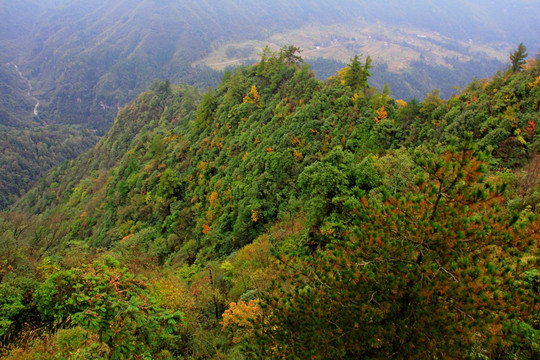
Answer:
[0,125,99,210]
[1,0,538,210]
[0,46,538,359]
[0,64,36,128]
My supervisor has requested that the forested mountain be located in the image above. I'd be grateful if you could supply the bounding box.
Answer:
[0,125,99,209]
[1,48,538,358]
[0,58,100,209]
[0,64,36,127]
[1,0,538,209]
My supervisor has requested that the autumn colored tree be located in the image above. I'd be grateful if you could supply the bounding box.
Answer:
[249,138,539,359]
[222,299,262,344]
[243,85,261,106]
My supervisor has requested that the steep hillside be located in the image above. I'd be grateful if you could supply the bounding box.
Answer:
[1,0,537,209]
[0,64,36,127]
[2,50,538,358]
[0,125,98,210]
[15,0,365,131]
[0,58,100,209]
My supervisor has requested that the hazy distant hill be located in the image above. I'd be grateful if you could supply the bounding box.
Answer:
[351,0,540,45]
[0,1,59,42]
[11,0,369,131]
[2,0,538,131]
[0,64,36,127]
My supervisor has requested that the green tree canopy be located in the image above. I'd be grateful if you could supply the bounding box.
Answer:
[343,54,373,90]
[249,140,539,359]
[510,43,528,72]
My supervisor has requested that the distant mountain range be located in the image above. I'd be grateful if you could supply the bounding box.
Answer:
[2,0,538,130]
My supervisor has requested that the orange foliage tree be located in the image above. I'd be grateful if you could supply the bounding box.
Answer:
[249,138,539,359]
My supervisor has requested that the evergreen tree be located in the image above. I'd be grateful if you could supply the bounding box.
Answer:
[343,55,373,90]
[279,45,304,67]
[510,43,528,72]
[249,139,539,359]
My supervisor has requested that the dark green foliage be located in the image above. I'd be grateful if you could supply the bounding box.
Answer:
[298,147,378,246]
[343,55,373,90]
[33,255,184,359]
[510,43,529,72]
[279,45,304,67]
[0,64,36,127]
[0,125,99,210]
[0,282,27,337]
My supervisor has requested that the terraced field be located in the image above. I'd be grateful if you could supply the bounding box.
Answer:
[197,22,511,72]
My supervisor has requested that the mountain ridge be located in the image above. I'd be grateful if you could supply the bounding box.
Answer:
[0,0,537,209]
[1,48,539,358]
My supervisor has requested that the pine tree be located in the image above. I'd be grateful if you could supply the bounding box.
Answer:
[510,43,528,72]
[343,55,372,90]
[249,138,539,359]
